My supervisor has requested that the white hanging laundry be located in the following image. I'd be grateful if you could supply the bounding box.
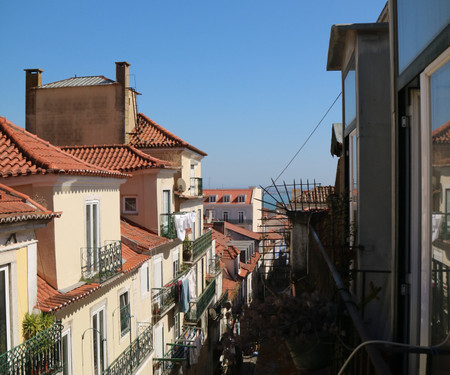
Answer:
[187,269,197,299]
[174,214,187,240]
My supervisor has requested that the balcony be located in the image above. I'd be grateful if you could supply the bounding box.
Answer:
[153,326,201,374]
[190,177,203,197]
[0,323,63,375]
[102,323,153,375]
[152,285,176,322]
[160,213,177,239]
[185,278,216,322]
[183,230,212,263]
[81,241,122,283]
[207,256,222,277]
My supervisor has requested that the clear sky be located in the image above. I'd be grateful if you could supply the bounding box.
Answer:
[0,0,387,189]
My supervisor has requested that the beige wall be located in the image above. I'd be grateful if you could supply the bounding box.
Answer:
[251,187,263,233]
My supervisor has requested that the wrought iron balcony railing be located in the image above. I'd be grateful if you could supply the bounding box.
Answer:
[185,278,216,322]
[0,322,63,375]
[183,230,212,263]
[81,241,122,284]
[160,213,177,239]
[102,323,153,375]
[152,285,176,321]
[190,178,203,197]
[207,257,221,276]
[153,326,201,374]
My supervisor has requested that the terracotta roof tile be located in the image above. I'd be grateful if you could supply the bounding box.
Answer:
[122,243,150,273]
[121,218,170,253]
[224,221,262,241]
[203,189,253,204]
[241,253,261,274]
[61,144,173,172]
[0,183,60,224]
[37,276,100,313]
[129,113,207,156]
[433,121,450,144]
[0,117,128,179]
[222,245,240,260]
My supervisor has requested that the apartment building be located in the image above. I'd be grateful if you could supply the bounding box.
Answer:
[203,187,262,232]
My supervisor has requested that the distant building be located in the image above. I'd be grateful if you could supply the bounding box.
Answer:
[203,187,262,232]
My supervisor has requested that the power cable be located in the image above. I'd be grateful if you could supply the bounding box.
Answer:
[273,91,342,183]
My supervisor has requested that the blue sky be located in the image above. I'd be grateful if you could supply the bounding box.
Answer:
[0,0,387,189]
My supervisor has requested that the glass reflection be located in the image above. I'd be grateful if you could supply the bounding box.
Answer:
[344,69,356,128]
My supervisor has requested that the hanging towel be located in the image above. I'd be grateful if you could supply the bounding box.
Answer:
[187,269,197,300]
[180,277,190,313]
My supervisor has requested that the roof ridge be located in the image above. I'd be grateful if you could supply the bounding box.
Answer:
[39,75,115,87]
[137,113,189,147]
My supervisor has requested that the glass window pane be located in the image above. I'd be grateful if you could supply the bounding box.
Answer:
[0,269,8,354]
[344,69,356,128]
[397,0,450,73]
[430,60,450,346]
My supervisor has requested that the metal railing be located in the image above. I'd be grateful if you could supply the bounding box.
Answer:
[102,323,153,375]
[183,230,212,263]
[190,178,203,196]
[208,257,221,276]
[0,323,63,375]
[152,285,176,321]
[160,213,177,239]
[185,278,216,322]
[81,241,122,283]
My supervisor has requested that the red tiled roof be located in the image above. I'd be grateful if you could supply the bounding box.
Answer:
[122,243,150,273]
[241,253,261,274]
[224,221,262,241]
[264,232,284,241]
[0,183,61,224]
[37,276,100,313]
[432,121,450,144]
[129,113,207,156]
[61,144,173,172]
[222,267,240,300]
[0,117,128,179]
[203,189,253,204]
[121,218,170,253]
[211,228,231,248]
[222,245,240,260]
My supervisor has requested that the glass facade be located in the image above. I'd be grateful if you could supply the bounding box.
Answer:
[397,0,450,73]
[344,68,356,129]
[430,60,450,345]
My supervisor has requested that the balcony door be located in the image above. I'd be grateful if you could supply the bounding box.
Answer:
[0,266,10,355]
[92,307,106,375]
[86,201,100,273]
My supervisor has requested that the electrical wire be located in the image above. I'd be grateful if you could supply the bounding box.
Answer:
[273,92,342,183]
[337,331,450,375]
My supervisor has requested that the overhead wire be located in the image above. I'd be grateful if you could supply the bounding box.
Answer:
[273,91,342,184]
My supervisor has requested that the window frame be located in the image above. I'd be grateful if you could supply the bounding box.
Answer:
[122,196,138,214]
[238,211,245,224]
[0,265,10,354]
[61,328,72,375]
[237,195,246,203]
[223,211,229,221]
[222,195,231,203]
[85,200,100,275]
[209,195,217,203]
[91,304,107,375]
[119,291,131,337]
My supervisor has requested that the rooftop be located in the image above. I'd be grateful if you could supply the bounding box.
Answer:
[0,183,60,224]
[224,221,262,241]
[129,113,207,156]
[38,76,116,89]
[121,218,171,254]
[0,116,128,179]
[203,188,253,204]
[61,144,173,172]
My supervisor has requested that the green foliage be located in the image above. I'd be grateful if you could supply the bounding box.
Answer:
[22,312,54,341]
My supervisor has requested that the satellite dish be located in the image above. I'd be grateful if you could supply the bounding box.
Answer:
[177,178,187,193]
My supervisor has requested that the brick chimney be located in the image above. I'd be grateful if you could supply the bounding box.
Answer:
[115,61,130,87]
[24,69,43,134]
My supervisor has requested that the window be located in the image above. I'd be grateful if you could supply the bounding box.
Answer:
[223,211,229,221]
[141,262,150,296]
[119,292,130,336]
[238,195,246,203]
[174,313,181,340]
[62,329,72,375]
[161,190,171,236]
[173,249,180,278]
[209,195,217,203]
[122,197,137,214]
[0,266,10,355]
[154,323,164,359]
[344,65,356,129]
[238,211,244,223]
[86,201,100,274]
[223,195,230,203]
[92,307,106,375]
[198,209,202,238]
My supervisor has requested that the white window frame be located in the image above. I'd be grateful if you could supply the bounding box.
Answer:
[0,265,10,353]
[141,261,150,297]
[420,47,450,350]
[119,291,131,338]
[172,249,180,279]
[85,200,100,275]
[238,195,246,203]
[209,195,217,203]
[122,196,138,214]
[61,328,72,375]
[91,304,107,375]
[223,211,229,221]
[223,195,231,203]
[238,211,244,224]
